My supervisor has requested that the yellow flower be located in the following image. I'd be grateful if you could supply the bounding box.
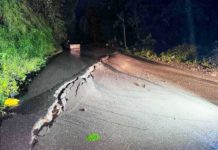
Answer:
[4,98,20,107]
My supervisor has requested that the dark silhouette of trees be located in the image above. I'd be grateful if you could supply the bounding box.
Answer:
[24,0,218,55]
[74,0,218,55]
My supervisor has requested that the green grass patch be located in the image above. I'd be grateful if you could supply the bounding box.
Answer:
[129,44,212,69]
[134,49,158,60]
[0,0,55,108]
[160,44,197,63]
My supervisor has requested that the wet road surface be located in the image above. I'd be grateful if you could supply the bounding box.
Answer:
[0,48,111,150]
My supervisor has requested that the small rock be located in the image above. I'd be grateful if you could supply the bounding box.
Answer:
[134,82,139,86]
[79,108,86,112]
[211,72,217,77]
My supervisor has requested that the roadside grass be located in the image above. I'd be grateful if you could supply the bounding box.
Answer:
[128,44,214,69]
[160,44,197,63]
[0,0,55,111]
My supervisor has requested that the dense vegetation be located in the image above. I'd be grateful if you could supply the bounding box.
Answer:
[74,0,218,63]
[0,0,78,111]
[0,0,72,107]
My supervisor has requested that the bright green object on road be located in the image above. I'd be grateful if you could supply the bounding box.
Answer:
[86,133,101,142]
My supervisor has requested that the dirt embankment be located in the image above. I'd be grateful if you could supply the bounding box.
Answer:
[105,53,218,104]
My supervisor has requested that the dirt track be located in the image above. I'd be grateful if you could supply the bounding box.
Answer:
[106,53,218,104]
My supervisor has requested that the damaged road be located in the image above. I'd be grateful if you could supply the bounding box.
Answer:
[32,53,218,150]
[0,48,111,150]
[30,64,98,148]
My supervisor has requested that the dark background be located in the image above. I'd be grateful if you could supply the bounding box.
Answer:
[27,0,218,56]
[70,0,218,56]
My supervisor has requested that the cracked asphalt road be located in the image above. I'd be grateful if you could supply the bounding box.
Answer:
[33,53,218,150]
[0,48,112,150]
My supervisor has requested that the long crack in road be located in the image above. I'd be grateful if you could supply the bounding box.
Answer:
[30,54,218,150]
[30,63,99,148]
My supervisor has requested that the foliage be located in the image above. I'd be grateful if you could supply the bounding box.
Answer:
[160,44,197,63]
[134,34,156,50]
[130,43,214,71]
[0,0,55,106]
[78,0,218,57]
[131,44,202,65]
[200,58,211,68]
[208,41,218,65]
[134,49,157,60]
[27,0,66,43]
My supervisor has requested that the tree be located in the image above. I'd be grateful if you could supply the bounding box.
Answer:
[27,0,78,43]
